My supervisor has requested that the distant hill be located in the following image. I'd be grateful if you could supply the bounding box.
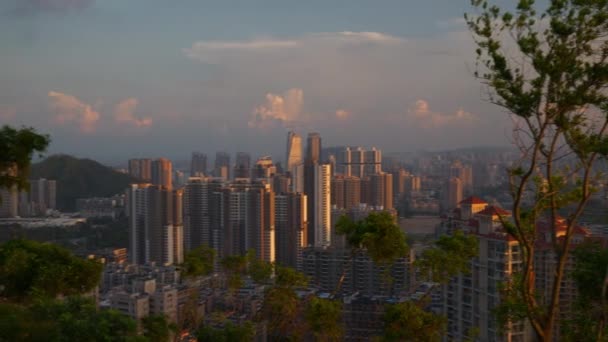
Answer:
[30,155,137,211]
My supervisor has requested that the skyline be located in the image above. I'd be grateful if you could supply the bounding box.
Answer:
[2,0,518,161]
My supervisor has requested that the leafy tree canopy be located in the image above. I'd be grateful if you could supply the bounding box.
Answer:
[0,239,102,301]
[0,125,49,195]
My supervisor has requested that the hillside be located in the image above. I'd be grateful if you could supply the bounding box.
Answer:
[30,155,137,211]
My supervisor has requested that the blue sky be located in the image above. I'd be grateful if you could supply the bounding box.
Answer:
[1,0,519,162]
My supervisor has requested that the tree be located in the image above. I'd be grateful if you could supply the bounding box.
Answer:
[181,245,216,278]
[467,1,608,339]
[0,296,142,341]
[196,321,254,342]
[142,314,176,342]
[0,239,103,301]
[334,211,409,294]
[246,249,273,284]
[416,230,479,283]
[261,266,309,340]
[0,125,50,195]
[381,301,446,342]
[305,297,343,341]
[561,241,608,341]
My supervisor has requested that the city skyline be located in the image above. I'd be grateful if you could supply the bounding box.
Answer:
[1,0,517,161]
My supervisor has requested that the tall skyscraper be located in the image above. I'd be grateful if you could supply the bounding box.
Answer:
[306,132,322,164]
[214,152,231,179]
[252,156,276,179]
[0,187,18,218]
[275,192,307,269]
[286,131,303,171]
[29,178,57,213]
[190,152,207,177]
[222,180,276,262]
[183,177,211,252]
[304,132,322,246]
[234,152,251,179]
[370,172,393,210]
[127,184,183,265]
[314,164,331,247]
[151,158,172,188]
[129,159,152,181]
[363,148,382,176]
[331,175,362,210]
[444,177,463,211]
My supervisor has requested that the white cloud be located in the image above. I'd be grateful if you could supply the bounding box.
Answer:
[249,88,304,129]
[407,99,474,128]
[335,109,350,119]
[184,31,404,63]
[114,98,152,128]
[48,91,100,133]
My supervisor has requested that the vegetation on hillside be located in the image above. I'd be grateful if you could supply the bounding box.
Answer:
[30,154,137,211]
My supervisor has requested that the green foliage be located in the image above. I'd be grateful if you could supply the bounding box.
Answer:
[220,255,247,291]
[0,239,103,301]
[336,211,408,265]
[0,296,141,341]
[381,301,446,342]
[305,297,343,341]
[260,266,308,339]
[30,154,138,211]
[416,231,479,283]
[196,321,255,342]
[262,286,303,340]
[561,241,608,341]
[142,314,176,342]
[467,0,608,338]
[275,265,308,288]
[246,249,273,284]
[181,245,216,278]
[0,125,50,195]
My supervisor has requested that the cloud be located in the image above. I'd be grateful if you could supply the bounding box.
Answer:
[406,99,474,128]
[335,109,350,119]
[114,98,152,128]
[249,88,304,129]
[12,0,94,15]
[48,91,100,133]
[184,31,404,63]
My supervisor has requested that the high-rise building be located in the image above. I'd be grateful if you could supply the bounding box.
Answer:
[335,147,382,178]
[369,172,393,210]
[234,152,251,179]
[445,177,463,211]
[126,184,183,265]
[363,148,382,176]
[129,159,152,181]
[286,131,303,171]
[221,180,276,262]
[314,164,331,247]
[183,177,226,254]
[271,174,291,194]
[306,132,321,164]
[252,156,276,179]
[304,132,322,246]
[0,186,18,218]
[151,158,173,188]
[27,178,57,214]
[214,152,231,179]
[331,176,345,209]
[183,177,210,252]
[331,175,362,211]
[190,152,207,177]
[275,192,307,269]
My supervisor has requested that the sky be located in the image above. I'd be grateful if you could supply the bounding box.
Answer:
[0,0,519,163]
